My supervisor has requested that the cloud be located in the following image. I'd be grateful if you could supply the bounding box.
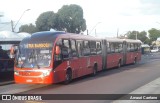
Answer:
[1,0,160,36]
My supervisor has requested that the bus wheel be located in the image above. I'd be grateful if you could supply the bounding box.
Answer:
[64,69,72,84]
[92,65,97,76]
[118,60,121,68]
[133,58,137,64]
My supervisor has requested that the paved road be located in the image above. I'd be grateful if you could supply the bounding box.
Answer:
[1,52,160,103]
[19,53,160,102]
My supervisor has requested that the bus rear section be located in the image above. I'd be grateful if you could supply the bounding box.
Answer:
[105,38,125,69]
[125,39,142,64]
[102,38,142,69]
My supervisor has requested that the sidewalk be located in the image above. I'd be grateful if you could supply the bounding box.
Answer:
[112,77,160,103]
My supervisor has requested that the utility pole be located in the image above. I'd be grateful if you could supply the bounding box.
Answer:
[11,20,14,32]
[136,31,137,40]
[87,29,88,35]
[95,29,97,37]
[117,28,119,38]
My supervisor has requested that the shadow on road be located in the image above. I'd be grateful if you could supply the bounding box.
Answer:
[0,71,14,82]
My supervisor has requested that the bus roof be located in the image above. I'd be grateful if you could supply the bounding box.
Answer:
[22,31,101,44]
[105,38,124,43]
[124,39,142,43]
[58,33,101,41]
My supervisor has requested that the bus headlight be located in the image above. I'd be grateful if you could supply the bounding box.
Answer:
[42,70,51,77]
[14,71,19,75]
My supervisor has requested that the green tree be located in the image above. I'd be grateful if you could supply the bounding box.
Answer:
[148,28,160,42]
[126,31,137,39]
[144,38,152,45]
[36,11,55,31]
[56,4,86,33]
[19,23,38,34]
[138,31,148,43]
[126,31,149,43]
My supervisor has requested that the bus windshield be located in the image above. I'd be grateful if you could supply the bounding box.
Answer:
[16,43,52,68]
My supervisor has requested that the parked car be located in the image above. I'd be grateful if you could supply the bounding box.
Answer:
[151,47,159,53]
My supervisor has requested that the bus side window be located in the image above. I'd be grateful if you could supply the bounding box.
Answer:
[96,41,102,54]
[90,41,96,55]
[70,40,77,57]
[77,40,83,57]
[127,43,130,52]
[115,43,119,53]
[138,44,141,51]
[107,42,111,54]
[118,43,123,53]
[62,39,70,59]
[110,43,115,53]
[130,43,134,52]
[55,39,62,61]
[83,41,90,56]
[134,44,138,51]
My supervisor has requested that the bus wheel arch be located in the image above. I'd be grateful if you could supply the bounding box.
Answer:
[64,68,72,84]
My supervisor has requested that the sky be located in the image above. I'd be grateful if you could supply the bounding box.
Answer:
[0,0,160,37]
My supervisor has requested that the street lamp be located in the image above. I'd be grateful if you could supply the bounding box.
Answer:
[12,9,30,32]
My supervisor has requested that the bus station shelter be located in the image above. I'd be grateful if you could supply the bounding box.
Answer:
[0,31,30,44]
[0,31,30,73]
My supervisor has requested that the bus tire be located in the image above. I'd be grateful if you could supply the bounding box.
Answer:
[92,64,97,76]
[118,60,121,68]
[133,58,137,64]
[64,69,72,84]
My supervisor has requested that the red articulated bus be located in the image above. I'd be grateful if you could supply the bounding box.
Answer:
[102,38,142,69]
[14,31,142,84]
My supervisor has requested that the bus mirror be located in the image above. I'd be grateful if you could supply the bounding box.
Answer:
[55,46,61,55]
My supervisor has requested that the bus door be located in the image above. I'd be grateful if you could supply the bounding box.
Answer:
[87,40,97,73]
[125,43,133,64]
[102,40,107,69]
[108,43,120,68]
[60,39,82,79]
[69,39,81,78]
[75,40,85,77]
[107,42,115,68]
